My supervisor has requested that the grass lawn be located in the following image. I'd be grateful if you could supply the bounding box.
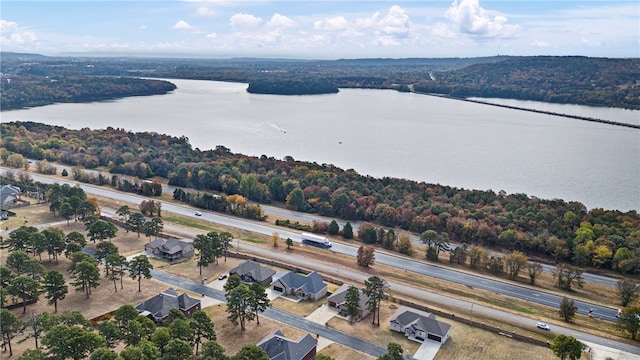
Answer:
[271,296,327,318]
[327,301,421,355]
[318,343,376,360]
[202,304,308,356]
[434,321,590,360]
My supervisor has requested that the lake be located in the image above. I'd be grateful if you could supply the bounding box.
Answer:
[2,79,639,212]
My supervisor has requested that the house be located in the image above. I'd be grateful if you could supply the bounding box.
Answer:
[389,306,451,343]
[0,185,22,209]
[327,283,370,320]
[144,238,194,261]
[229,260,276,286]
[271,271,327,301]
[135,288,201,322]
[257,330,317,360]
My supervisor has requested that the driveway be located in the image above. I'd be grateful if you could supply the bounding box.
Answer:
[205,277,227,291]
[411,339,443,360]
[265,287,283,301]
[580,340,640,360]
[305,305,340,351]
[306,304,338,325]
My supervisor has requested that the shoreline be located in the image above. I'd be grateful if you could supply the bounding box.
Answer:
[412,90,640,130]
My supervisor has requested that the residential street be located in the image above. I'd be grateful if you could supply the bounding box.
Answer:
[145,223,640,357]
[150,271,388,358]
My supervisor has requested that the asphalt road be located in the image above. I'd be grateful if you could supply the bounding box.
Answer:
[5,170,624,319]
[151,271,388,358]
[259,204,620,288]
[20,161,622,290]
[134,227,640,356]
[16,206,640,356]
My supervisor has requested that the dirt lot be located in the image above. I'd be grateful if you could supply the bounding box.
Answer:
[433,323,590,360]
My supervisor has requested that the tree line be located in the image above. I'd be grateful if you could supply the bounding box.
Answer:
[0,74,177,110]
[3,52,636,109]
[2,121,638,275]
[0,303,270,360]
[414,56,640,110]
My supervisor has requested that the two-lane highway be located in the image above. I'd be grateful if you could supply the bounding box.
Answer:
[5,170,621,322]
[130,225,640,357]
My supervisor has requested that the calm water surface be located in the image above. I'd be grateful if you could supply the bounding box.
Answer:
[3,79,639,212]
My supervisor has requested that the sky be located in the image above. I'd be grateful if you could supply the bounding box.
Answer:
[1,0,639,59]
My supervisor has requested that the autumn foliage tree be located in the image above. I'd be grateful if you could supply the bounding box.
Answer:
[357,246,375,267]
[3,121,639,274]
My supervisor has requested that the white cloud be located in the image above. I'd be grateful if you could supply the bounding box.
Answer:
[266,13,295,29]
[314,16,351,32]
[138,25,147,31]
[361,5,412,46]
[312,6,416,48]
[445,0,519,38]
[1,19,18,33]
[431,23,457,39]
[173,20,193,30]
[195,6,217,17]
[0,20,37,46]
[230,13,262,28]
[206,32,217,39]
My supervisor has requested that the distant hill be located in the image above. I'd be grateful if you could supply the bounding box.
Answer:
[414,56,640,109]
[1,53,638,109]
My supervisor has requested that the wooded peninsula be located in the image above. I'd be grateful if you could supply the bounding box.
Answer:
[1,121,638,276]
[1,52,638,110]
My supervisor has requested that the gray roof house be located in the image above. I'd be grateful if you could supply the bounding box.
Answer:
[145,238,194,261]
[0,185,21,209]
[135,288,201,323]
[327,283,371,321]
[257,330,317,360]
[270,271,327,301]
[229,260,276,286]
[389,306,452,343]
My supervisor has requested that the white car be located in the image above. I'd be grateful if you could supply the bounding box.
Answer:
[195,211,202,216]
[536,322,550,330]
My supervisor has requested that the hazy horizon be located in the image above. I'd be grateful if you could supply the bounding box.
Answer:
[2,1,638,60]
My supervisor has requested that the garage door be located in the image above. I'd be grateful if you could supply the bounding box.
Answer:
[427,334,441,342]
[273,286,283,292]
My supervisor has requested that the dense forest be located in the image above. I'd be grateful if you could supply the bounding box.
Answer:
[413,56,640,109]
[247,79,338,95]
[1,121,639,275]
[0,74,176,110]
[1,52,638,109]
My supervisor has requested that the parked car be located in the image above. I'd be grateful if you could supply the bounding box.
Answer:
[536,322,550,330]
[195,211,202,216]
[218,274,228,280]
